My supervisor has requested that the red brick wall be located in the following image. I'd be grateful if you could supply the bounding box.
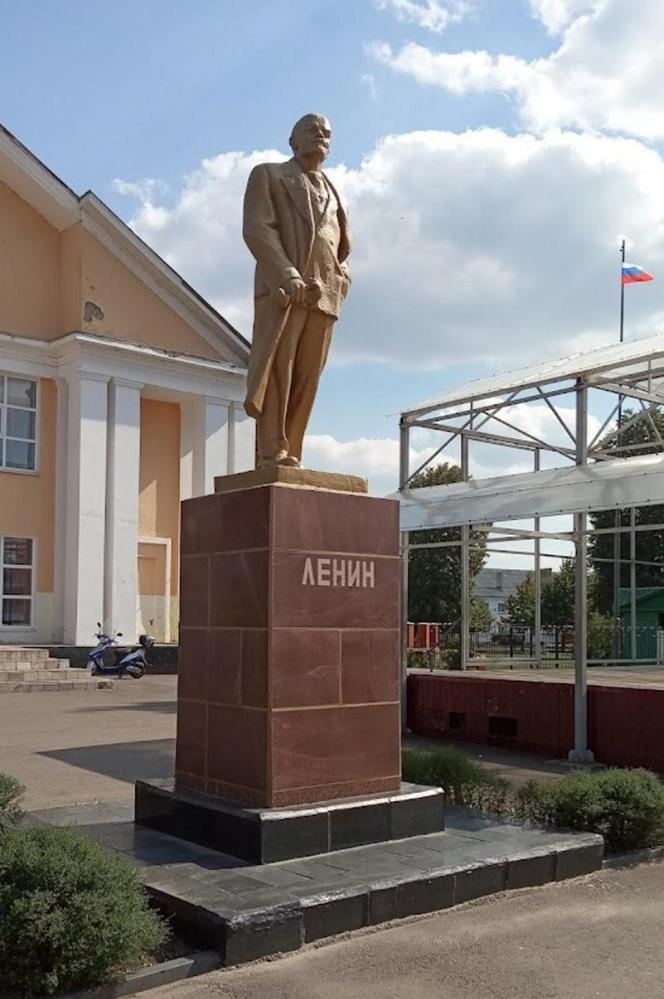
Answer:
[408,673,664,770]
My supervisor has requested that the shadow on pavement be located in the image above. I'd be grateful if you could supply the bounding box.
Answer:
[67,701,177,714]
[40,738,175,784]
[78,821,243,870]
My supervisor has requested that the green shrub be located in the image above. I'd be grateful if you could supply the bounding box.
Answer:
[426,745,487,803]
[465,774,511,814]
[407,650,430,670]
[402,746,510,811]
[0,824,169,996]
[514,768,664,853]
[587,612,613,660]
[0,772,24,827]
[440,647,461,670]
[401,748,437,786]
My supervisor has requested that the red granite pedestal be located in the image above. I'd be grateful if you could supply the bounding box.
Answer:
[136,467,444,862]
[176,469,401,807]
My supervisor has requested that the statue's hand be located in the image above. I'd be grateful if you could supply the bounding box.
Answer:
[285,275,308,305]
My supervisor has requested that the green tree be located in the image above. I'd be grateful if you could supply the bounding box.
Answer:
[503,573,535,626]
[471,596,493,631]
[407,463,488,624]
[502,560,601,628]
[589,408,664,614]
[542,558,576,625]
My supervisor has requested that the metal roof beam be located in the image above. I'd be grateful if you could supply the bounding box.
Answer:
[407,384,577,424]
[487,412,576,460]
[424,423,542,452]
[594,382,664,407]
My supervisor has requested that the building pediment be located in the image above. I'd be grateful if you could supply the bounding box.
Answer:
[0,122,249,367]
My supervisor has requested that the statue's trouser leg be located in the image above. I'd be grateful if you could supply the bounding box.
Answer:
[258,306,308,462]
[258,307,334,464]
[284,309,334,463]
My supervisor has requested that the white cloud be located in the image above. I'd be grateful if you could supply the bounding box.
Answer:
[111,176,168,202]
[303,433,422,494]
[375,0,475,33]
[528,0,597,34]
[115,127,664,370]
[118,149,286,332]
[372,0,664,140]
[334,128,664,367]
[370,41,532,94]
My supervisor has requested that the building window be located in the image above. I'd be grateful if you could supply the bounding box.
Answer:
[1,538,33,626]
[498,603,506,614]
[0,376,37,471]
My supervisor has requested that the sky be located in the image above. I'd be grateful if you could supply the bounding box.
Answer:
[2,0,664,526]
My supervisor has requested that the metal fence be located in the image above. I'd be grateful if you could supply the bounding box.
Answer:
[407,621,664,670]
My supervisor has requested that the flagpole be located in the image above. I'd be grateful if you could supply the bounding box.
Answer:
[619,238,626,343]
[613,239,626,657]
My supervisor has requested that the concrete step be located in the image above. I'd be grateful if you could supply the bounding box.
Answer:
[0,658,71,673]
[0,647,52,665]
[0,668,91,682]
[0,678,113,693]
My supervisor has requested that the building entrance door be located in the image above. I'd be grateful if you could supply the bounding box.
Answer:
[137,537,171,642]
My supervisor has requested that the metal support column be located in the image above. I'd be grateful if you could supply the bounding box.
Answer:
[569,379,594,763]
[534,448,542,669]
[399,420,410,730]
[613,513,622,660]
[630,506,637,662]
[460,423,470,671]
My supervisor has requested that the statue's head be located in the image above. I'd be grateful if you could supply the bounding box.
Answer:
[289,114,332,162]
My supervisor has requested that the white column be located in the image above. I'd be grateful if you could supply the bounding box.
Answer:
[62,371,109,645]
[202,397,230,493]
[53,377,69,642]
[104,379,142,640]
[187,396,231,497]
[230,402,256,473]
[179,400,197,502]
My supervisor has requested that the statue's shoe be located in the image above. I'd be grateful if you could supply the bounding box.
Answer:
[280,455,301,467]
[260,451,288,467]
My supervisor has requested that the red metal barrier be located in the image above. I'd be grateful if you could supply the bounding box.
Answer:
[407,672,664,770]
[407,622,441,651]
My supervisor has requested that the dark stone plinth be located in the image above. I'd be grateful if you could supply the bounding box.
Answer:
[30,800,604,969]
[177,477,402,808]
[135,778,444,864]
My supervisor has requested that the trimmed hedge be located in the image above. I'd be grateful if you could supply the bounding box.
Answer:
[0,824,169,996]
[403,750,664,854]
[0,772,24,828]
[514,768,664,854]
[402,746,510,812]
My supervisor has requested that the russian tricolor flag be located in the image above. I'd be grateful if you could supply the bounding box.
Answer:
[622,263,654,285]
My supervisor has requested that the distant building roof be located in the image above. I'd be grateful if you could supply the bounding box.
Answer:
[619,587,664,609]
[475,568,551,599]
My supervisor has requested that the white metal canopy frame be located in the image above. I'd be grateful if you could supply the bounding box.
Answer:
[395,332,664,764]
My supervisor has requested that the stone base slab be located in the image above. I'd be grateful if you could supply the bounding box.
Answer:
[213,466,368,495]
[29,801,604,971]
[145,827,604,967]
[135,778,445,864]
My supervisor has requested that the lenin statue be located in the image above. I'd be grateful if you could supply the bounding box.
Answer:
[242,114,351,468]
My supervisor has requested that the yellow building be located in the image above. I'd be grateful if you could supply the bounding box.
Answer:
[0,124,253,645]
